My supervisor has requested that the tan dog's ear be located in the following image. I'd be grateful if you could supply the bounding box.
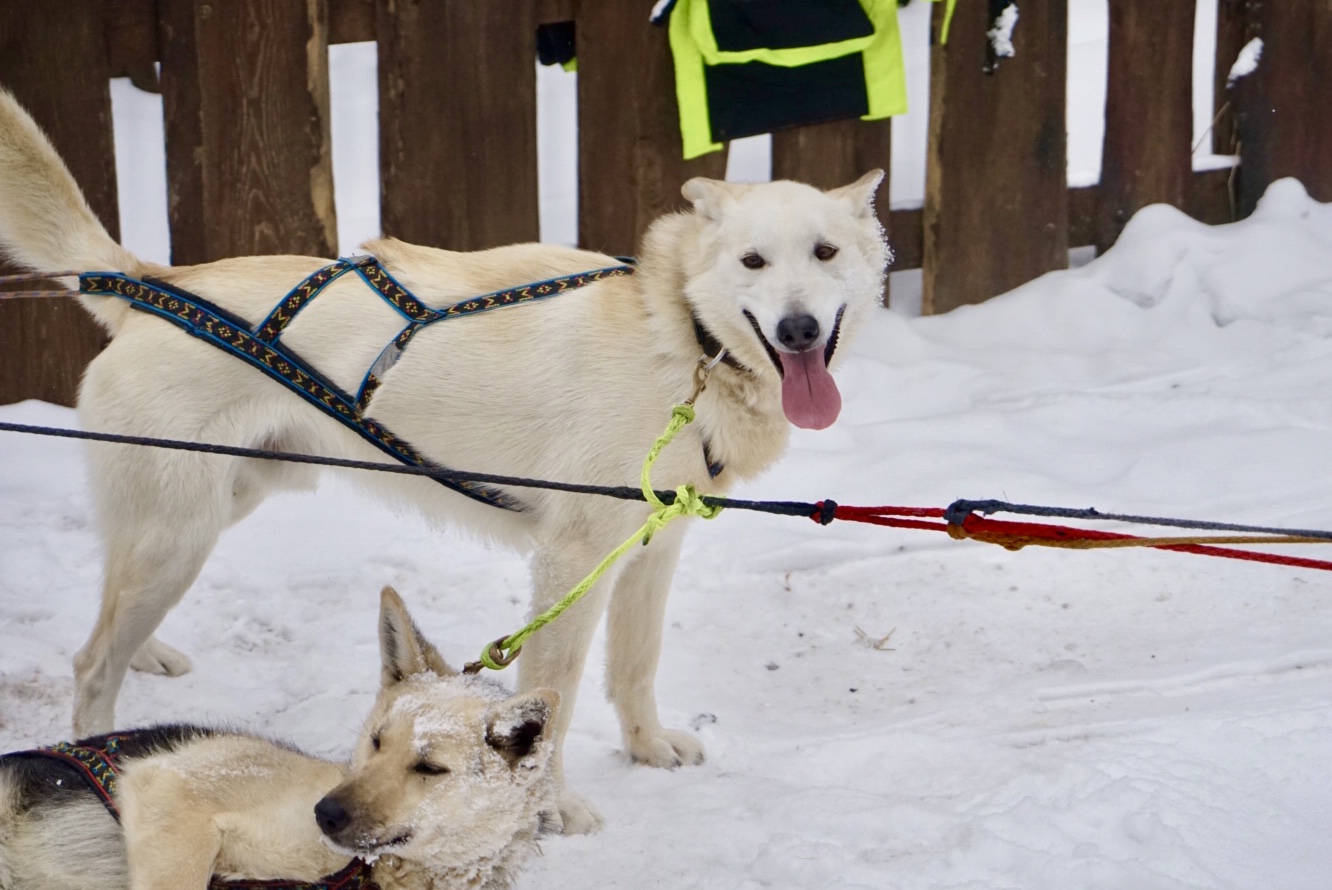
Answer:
[681,177,741,222]
[378,586,456,686]
[827,169,884,219]
[485,689,559,766]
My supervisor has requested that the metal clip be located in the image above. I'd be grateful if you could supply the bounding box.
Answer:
[462,636,521,674]
[685,349,727,406]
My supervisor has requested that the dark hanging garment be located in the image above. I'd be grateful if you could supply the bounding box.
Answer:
[663,0,911,159]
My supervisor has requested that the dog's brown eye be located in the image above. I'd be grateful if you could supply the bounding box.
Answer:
[413,762,450,776]
[370,733,381,751]
[741,252,766,270]
[814,243,838,261]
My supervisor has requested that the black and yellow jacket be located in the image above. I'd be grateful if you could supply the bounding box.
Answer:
[664,0,912,159]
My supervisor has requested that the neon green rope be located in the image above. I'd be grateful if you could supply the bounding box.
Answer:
[473,404,722,671]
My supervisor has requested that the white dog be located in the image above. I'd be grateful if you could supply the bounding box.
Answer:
[0,586,558,890]
[0,88,889,832]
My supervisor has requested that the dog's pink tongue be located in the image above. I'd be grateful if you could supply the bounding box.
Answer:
[779,350,841,430]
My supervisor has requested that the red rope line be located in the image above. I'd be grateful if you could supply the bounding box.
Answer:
[812,502,1332,572]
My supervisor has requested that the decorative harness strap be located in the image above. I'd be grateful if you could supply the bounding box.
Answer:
[208,859,377,890]
[80,257,635,512]
[13,734,378,890]
[26,734,132,818]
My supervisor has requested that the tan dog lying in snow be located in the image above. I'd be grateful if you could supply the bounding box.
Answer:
[0,588,558,890]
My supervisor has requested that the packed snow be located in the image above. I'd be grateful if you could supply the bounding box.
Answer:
[1226,37,1264,89]
[988,3,1020,59]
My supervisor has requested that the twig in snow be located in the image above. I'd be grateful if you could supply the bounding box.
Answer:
[855,626,896,651]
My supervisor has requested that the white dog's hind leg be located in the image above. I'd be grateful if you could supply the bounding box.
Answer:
[517,539,623,835]
[73,455,229,736]
[605,525,705,768]
[73,531,219,736]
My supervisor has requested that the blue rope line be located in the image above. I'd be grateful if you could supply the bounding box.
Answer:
[5,421,1332,544]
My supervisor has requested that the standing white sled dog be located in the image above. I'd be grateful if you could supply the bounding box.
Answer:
[0,89,889,833]
[0,587,559,890]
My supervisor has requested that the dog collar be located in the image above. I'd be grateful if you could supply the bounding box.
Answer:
[690,312,751,374]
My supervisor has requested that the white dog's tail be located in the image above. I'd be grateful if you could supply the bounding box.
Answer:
[0,88,144,333]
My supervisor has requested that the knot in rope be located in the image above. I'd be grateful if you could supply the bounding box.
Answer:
[642,484,722,544]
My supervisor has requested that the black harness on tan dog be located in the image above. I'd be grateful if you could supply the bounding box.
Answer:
[3,730,378,890]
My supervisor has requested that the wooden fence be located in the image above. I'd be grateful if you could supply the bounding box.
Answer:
[1,0,1329,407]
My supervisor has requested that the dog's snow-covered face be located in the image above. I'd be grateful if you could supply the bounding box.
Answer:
[315,588,557,870]
[680,171,889,430]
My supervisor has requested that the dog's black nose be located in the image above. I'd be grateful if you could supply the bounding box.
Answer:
[315,796,351,836]
[776,313,821,350]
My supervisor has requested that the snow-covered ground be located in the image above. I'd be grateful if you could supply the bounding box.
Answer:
[4,180,1332,888]
[6,3,1332,887]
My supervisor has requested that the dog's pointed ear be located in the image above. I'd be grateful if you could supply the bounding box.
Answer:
[828,169,884,219]
[485,689,558,767]
[681,177,740,222]
[378,586,456,687]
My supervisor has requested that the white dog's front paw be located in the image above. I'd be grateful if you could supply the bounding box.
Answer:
[130,636,193,676]
[626,727,705,769]
[553,790,604,835]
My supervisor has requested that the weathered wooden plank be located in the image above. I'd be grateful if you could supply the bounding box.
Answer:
[106,0,162,92]
[536,0,574,26]
[0,0,113,407]
[1212,0,1255,156]
[1071,168,1235,250]
[159,0,337,263]
[923,0,1069,315]
[576,2,728,257]
[330,0,376,44]
[1232,0,1332,216]
[378,0,538,250]
[1094,0,1194,254]
[1068,186,1095,250]
[1185,166,1238,229]
[773,118,892,305]
[151,1,569,49]
[886,207,922,272]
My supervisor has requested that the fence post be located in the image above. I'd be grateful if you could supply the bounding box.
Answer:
[772,119,892,306]
[377,0,539,250]
[158,0,337,263]
[575,2,728,257]
[923,0,1068,314]
[0,0,113,406]
[1212,0,1254,156]
[1231,1,1332,216]
[1094,0,1195,254]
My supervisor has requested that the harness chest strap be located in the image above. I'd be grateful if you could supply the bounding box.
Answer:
[82,256,730,495]
[79,258,635,512]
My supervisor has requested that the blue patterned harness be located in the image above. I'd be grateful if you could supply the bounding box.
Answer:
[79,257,635,511]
